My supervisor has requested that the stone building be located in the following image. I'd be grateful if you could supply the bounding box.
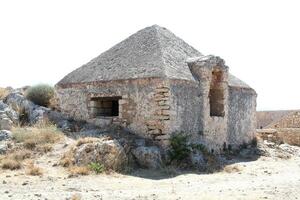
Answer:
[55,25,257,152]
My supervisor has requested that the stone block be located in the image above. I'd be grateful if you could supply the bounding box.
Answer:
[148,129,161,135]
[146,120,157,126]
[155,134,170,140]
[158,101,169,106]
[147,125,157,130]
[163,92,170,97]
[162,110,171,116]
[154,97,169,102]
[155,88,169,93]
[154,94,164,98]
[119,99,128,105]
[155,115,170,120]
[159,105,170,110]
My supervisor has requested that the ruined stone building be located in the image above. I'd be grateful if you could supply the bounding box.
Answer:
[56,25,257,152]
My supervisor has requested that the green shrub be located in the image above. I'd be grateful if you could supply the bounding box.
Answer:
[191,143,208,154]
[25,84,54,107]
[88,162,104,174]
[168,133,191,163]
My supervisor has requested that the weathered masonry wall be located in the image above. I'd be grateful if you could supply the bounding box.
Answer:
[227,87,256,148]
[168,80,203,140]
[55,78,172,143]
[267,111,300,128]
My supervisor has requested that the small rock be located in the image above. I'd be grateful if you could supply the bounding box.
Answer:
[22,182,28,186]
[3,180,7,184]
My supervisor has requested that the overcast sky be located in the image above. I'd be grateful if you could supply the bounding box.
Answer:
[0,0,299,111]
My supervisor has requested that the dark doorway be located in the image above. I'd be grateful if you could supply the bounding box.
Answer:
[209,70,225,117]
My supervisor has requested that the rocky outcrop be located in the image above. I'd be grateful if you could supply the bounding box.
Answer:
[0,130,12,154]
[0,130,12,141]
[132,146,162,169]
[72,137,128,171]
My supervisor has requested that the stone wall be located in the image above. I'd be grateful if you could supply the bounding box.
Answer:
[267,111,300,128]
[227,87,256,148]
[257,128,300,146]
[55,78,171,141]
[256,110,294,129]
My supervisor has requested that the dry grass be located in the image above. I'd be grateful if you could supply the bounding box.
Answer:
[76,137,97,146]
[0,87,9,99]
[60,146,75,167]
[0,149,32,170]
[9,150,32,161]
[68,166,90,176]
[223,165,243,173]
[70,194,82,200]
[12,124,62,150]
[25,164,43,176]
[36,143,53,153]
[1,158,21,170]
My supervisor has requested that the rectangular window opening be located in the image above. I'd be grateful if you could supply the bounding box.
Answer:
[90,96,121,117]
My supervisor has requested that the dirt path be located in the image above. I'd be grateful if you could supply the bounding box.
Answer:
[0,141,300,200]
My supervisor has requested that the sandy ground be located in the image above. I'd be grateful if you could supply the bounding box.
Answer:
[0,139,300,200]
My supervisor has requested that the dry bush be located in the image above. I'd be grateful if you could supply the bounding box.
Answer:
[223,165,243,173]
[12,125,62,150]
[23,139,36,150]
[26,164,43,176]
[0,149,32,170]
[60,152,75,167]
[0,87,9,99]
[76,137,97,146]
[25,84,54,107]
[36,143,53,153]
[9,150,32,161]
[70,194,82,200]
[1,158,21,170]
[68,166,90,176]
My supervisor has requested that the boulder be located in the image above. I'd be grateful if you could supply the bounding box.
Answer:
[73,137,127,171]
[0,118,13,130]
[0,142,9,154]
[4,92,49,124]
[0,101,19,123]
[0,130,12,141]
[132,146,162,169]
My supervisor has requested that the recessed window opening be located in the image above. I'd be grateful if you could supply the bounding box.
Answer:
[209,70,225,117]
[90,96,121,117]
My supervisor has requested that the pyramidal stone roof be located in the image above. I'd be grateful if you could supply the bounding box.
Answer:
[57,25,252,89]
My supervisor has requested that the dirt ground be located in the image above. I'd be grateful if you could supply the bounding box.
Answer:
[0,138,300,200]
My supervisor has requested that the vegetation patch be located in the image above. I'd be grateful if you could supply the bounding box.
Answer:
[88,162,105,174]
[25,84,54,107]
[1,158,21,170]
[168,133,191,163]
[0,87,9,100]
[12,124,62,150]
[26,164,43,176]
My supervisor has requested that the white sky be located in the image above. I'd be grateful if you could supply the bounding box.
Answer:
[0,0,299,111]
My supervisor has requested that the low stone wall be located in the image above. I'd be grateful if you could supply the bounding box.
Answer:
[257,128,300,146]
